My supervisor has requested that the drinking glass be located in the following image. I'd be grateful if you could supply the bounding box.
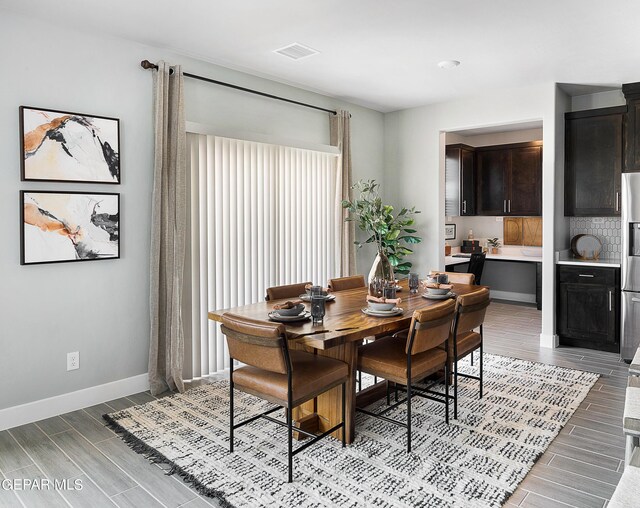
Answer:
[310,285,323,297]
[383,282,397,300]
[409,272,419,294]
[311,295,326,324]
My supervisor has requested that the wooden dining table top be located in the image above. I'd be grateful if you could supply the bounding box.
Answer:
[208,279,485,350]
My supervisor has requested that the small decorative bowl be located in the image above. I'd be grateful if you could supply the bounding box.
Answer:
[426,286,450,295]
[368,301,395,311]
[276,303,305,316]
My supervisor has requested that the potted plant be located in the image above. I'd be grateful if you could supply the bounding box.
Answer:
[342,180,421,293]
[487,237,501,254]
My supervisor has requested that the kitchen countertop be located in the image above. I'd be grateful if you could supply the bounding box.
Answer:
[445,247,542,266]
[556,251,621,268]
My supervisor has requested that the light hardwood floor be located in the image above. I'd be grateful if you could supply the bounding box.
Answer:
[0,301,628,508]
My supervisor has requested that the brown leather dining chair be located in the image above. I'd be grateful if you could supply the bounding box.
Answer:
[449,287,490,419]
[220,313,349,482]
[440,272,475,285]
[356,299,457,452]
[328,275,366,292]
[265,281,312,301]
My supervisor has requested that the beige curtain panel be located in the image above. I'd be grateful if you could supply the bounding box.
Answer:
[330,109,356,276]
[148,61,187,396]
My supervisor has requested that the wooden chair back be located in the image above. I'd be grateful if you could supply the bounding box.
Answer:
[220,313,289,374]
[441,272,475,285]
[406,299,457,355]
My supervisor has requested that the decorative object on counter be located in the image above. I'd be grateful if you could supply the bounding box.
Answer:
[461,239,481,253]
[523,217,543,246]
[569,217,621,257]
[487,237,501,254]
[444,242,451,256]
[570,234,603,260]
[504,217,523,245]
[20,106,120,184]
[21,190,120,265]
[444,224,456,240]
[342,180,421,290]
[468,229,474,240]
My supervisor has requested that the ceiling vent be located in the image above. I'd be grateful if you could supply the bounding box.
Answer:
[274,43,319,60]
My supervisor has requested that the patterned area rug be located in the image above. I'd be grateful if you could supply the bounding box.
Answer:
[104,354,599,508]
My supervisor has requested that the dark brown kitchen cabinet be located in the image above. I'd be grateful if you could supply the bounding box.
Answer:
[565,106,624,216]
[476,142,542,216]
[556,265,620,352]
[623,82,640,172]
[445,144,475,216]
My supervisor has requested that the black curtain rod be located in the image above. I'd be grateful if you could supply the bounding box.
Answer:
[140,60,338,115]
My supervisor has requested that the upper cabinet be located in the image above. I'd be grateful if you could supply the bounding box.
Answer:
[623,82,640,172]
[445,144,475,216]
[565,106,624,216]
[476,142,542,216]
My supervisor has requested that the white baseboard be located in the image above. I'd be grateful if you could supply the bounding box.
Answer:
[0,373,149,431]
[490,290,536,304]
[539,333,559,349]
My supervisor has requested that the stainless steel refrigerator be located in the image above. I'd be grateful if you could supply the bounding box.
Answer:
[621,173,640,360]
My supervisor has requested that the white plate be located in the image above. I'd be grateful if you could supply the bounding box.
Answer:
[299,294,336,302]
[361,307,404,317]
[268,311,311,323]
[421,292,454,300]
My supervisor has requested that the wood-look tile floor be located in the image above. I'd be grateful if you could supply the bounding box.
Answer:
[0,301,627,507]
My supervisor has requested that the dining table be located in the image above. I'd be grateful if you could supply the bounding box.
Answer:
[208,278,485,444]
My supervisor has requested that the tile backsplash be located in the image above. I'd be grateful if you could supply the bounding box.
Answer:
[569,217,621,257]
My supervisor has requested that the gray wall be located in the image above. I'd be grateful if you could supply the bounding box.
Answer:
[0,12,384,410]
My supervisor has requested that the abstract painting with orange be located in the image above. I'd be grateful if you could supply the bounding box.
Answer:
[20,106,120,183]
[21,191,120,265]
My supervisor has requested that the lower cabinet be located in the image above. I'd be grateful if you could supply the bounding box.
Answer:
[556,265,620,352]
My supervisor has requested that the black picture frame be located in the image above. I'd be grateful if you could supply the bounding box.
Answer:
[21,190,120,265]
[20,105,121,184]
[445,224,456,240]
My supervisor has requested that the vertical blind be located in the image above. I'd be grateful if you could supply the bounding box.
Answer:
[186,133,340,379]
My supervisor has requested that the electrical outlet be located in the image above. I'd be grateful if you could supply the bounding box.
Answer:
[67,351,79,371]
[591,217,605,224]
[496,217,503,222]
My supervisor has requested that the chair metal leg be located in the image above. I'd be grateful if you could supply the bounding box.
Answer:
[470,352,474,366]
[358,370,362,391]
[386,381,391,406]
[444,360,450,425]
[454,358,458,420]
[395,384,398,402]
[407,379,412,453]
[229,362,234,453]
[479,342,484,399]
[287,406,293,483]
[341,382,346,448]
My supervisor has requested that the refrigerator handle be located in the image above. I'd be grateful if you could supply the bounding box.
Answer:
[632,297,640,303]
[616,192,620,212]
[609,291,612,312]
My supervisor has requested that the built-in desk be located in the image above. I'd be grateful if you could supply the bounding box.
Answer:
[445,248,542,309]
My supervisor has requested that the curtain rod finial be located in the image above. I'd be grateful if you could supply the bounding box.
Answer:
[141,59,157,70]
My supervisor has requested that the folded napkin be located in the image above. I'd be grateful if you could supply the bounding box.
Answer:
[273,299,303,310]
[426,283,453,290]
[366,295,402,305]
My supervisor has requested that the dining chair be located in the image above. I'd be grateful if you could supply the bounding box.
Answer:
[356,299,457,452]
[221,313,349,482]
[440,272,475,285]
[467,252,486,285]
[328,275,366,292]
[265,281,312,301]
[449,287,490,419]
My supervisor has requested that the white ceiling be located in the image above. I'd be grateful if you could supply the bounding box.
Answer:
[4,0,640,112]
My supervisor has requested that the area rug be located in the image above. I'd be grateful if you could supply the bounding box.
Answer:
[104,354,599,508]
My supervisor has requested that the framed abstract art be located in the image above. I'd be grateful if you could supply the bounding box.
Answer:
[20,106,120,183]
[21,191,120,265]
